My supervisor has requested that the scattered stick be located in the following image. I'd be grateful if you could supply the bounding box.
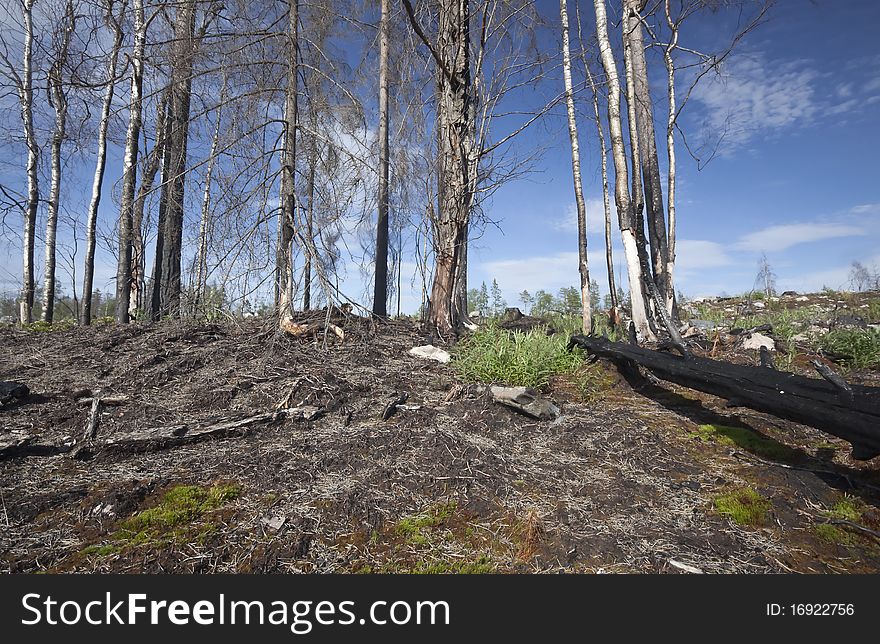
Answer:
[83,389,104,443]
[811,359,853,401]
[382,393,409,421]
[760,346,776,370]
[76,395,129,406]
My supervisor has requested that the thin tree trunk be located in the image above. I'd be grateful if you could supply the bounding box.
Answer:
[83,1,125,325]
[277,0,299,323]
[592,0,655,341]
[302,115,316,311]
[115,0,145,323]
[663,0,678,314]
[18,0,39,324]
[157,1,196,318]
[560,0,591,334]
[576,2,617,314]
[403,0,474,336]
[131,90,168,318]
[194,79,226,315]
[372,0,390,316]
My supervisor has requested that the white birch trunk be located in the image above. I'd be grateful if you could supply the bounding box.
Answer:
[18,0,39,324]
[664,0,679,314]
[42,0,74,323]
[82,1,125,325]
[592,0,654,341]
[560,0,591,334]
[115,0,145,323]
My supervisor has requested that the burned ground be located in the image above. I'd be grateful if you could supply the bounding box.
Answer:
[1,308,879,574]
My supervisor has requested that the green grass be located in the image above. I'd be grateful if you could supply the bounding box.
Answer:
[820,328,880,368]
[692,424,800,462]
[713,487,772,527]
[825,496,865,523]
[453,324,585,388]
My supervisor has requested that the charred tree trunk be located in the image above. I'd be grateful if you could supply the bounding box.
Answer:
[155,1,196,319]
[560,0,591,334]
[592,0,655,341]
[569,335,880,461]
[372,0,390,316]
[276,0,299,323]
[625,0,670,310]
[403,0,475,336]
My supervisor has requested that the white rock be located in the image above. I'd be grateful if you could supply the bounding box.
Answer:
[796,296,810,302]
[408,345,451,363]
[752,301,766,309]
[742,332,775,352]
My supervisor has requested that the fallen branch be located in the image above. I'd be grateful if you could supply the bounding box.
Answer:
[72,406,323,459]
[568,335,880,460]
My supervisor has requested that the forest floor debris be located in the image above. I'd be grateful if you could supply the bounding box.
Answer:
[1,298,880,573]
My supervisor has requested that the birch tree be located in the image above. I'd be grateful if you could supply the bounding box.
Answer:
[82,0,126,325]
[592,0,655,340]
[559,0,591,334]
[372,0,390,317]
[115,0,146,323]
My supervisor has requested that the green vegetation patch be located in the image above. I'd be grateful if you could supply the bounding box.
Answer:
[81,483,241,558]
[395,502,457,546]
[692,424,799,462]
[453,324,585,388]
[22,319,76,333]
[713,487,772,527]
[820,328,880,368]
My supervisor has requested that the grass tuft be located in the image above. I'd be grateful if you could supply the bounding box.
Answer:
[713,487,771,527]
[820,329,880,368]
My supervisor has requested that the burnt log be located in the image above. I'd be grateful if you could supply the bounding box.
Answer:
[568,335,880,460]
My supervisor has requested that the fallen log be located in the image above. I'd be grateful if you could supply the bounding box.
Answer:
[568,335,880,460]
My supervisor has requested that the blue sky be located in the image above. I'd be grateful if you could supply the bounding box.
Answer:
[469,0,880,309]
[1,0,878,315]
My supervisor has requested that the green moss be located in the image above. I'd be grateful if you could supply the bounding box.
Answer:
[827,497,864,523]
[714,488,771,527]
[81,483,241,558]
[692,424,799,462]
[813,523,856,546]
[395,502,457,545]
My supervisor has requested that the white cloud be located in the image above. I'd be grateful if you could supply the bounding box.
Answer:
[733,222,865,252]
[675,240,734,271]
[551,199,615,234]
[691,55,821,152]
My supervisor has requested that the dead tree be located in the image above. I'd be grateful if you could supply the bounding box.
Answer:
[592,0,655,341]
[560,0,592,334]
[372,0,390,317]
[82,0,126,325]
[115,0,146,323]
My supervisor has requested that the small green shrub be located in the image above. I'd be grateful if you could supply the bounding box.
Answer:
[820,329,880,368]
[453,324,584,388]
